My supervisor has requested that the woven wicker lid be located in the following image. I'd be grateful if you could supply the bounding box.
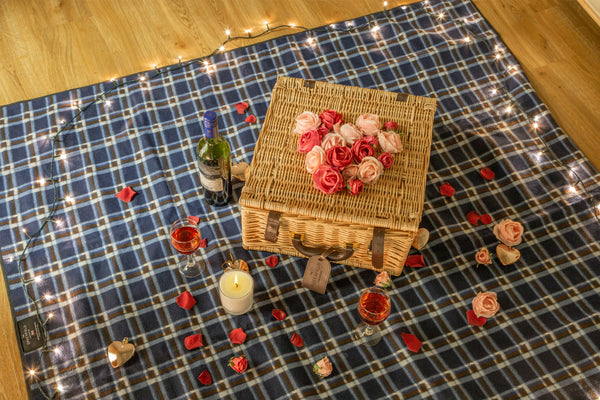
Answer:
[240,76,436,232]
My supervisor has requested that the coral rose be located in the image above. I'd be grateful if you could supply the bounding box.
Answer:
[378,130,403,154]
[326,146,353,169]
[357,156,383,185]
[313,357,333,378]
[319,109,343,131]
[383,121,398,132]
[295,111,320,134]
[305,145,326,174]
[346,178,364,195]
[356,113,381,136]
[317,124,329,139]
[351,138,376,163]
[472,292,500,318]
[228,355,248,373]
[475,248,492,266]
[378,152,393,169]
[493,219,524,247]
[337,123,363,145]
[341,164,359,181]
[374,271,392,288]
[312,164,345,194]
[321,132,346,151]
[297,129,321,153]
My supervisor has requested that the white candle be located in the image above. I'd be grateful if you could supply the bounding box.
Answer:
[219,269,254,315]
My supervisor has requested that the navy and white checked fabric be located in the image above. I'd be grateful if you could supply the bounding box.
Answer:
[1,1,599,399]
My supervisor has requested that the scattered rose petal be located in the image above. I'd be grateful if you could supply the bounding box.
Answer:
[188,216,200,225]
[266,255,279,268]
[199,238,207,248]
[290,333,304,348]
[228,355,248,373]
[198,369,212,385]
[235,102,249,114]
[466,310,487,327]
[229,328,247,344]
[176,291,196,310]
[184,334,204,350]
[272,309,287,321]
[405,254,425,268]
[245,115,256,123]
[467,211,480,226]
[480,214,492,225]
[401,332,422,353]
[439,183,455,198]
[480,167,495,180]
[116,186,137,202]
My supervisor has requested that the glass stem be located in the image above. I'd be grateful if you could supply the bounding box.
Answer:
[186,255,195,267]
[365,326,373,336]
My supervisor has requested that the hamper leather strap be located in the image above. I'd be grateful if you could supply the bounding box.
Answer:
[291,234,354,261]
[264,211,281,243]
[371,227,386,270]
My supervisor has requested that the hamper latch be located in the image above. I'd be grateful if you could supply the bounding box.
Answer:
[264,211,281,243]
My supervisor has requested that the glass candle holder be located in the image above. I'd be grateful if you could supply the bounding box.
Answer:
[218,268,254,315]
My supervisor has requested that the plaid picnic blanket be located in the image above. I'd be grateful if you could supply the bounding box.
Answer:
[1,0,599,399]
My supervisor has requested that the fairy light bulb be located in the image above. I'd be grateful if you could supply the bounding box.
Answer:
[290,23,296,28]
[438,12,445,20]
[505,105,512,114]
[104,100,111,107]
[64,195,73,204]
[245,29,251,36]
[225,29,231,37]
[383,1,388,6]
[495,53,501,60]
[29,370,36,377]
[307,37,315,46]
[56,384,64,392]
[60,119,65,125]
[568,186,577,193]
[34,276,42,283]
[330,24,336,28]
[55,218,64,227]
[37,178,46,186]
[139,75,146,82]
[219,46,225,51]
[203,61,209,66]
[464,36,471,43]
[533,121,539,129]
[371,25,380,33]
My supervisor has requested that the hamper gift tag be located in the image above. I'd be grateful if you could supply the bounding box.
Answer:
[302,255,331,294]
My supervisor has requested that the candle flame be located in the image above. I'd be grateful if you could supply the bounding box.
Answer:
[234,273,239,289]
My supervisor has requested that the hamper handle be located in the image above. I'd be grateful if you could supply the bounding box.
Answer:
[291,234,355,261]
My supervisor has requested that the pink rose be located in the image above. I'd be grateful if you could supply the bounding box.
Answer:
[312,164,345,194]
[305,145,326,174]
[350,138,375,163]
[378,130,403,154]
[378,152,393,169]
[356,113,381,136]
[475,248,492,266]
[357,156,383,185]
[337,123,363,145]
[295,111,320,134]
[346,178,363,195]
[472,292,500,318]
[317,124,329,139]
[362,135,378,148]
[319,109,343,131]
[341,164,359,181]
[326,146,353,169]
[228,355,248,373]
[297,129,321,153]
[374,271,391,288]
[321,132,346,151]
[313,357,333,378]
[493,219,524,247]
[383,121,398,132]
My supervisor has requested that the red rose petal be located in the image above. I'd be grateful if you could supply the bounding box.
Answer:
[290,333,303,347]
[198,369,212,385]
[235,102,249,114]
[440,183,455,198]
[401,332,422,353]
[405,254,425,268]
[116,186,137,202]
[245,115,256,123]
[480,167,495,180]
[184,334,204,350]
[188,216,200,225]
[229,328,247,344]
[272,309,287,321]
[467,310,487,327]
[266,255,279,268]
[176,291,196,310]
[199,238,207,248]
[467,211,480,226]
[480,214,492,225]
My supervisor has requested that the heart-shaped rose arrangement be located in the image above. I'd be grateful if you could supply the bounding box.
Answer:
[295,109,403,195]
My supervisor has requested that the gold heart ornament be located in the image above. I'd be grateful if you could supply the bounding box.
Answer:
[496,244,521,266]
[107,338,135,368]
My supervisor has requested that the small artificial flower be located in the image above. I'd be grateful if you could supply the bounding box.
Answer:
[228,355,248,373]
[374,271,392,289]
[313,356,333,378]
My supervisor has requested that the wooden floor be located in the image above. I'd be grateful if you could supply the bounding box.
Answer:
[1,1,599,398]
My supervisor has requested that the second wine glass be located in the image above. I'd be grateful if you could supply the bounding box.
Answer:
[169,218,205,278]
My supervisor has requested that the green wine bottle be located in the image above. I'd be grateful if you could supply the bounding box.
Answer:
[197,111,232,206]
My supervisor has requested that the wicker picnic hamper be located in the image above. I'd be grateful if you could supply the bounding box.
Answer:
[239,76,436,276]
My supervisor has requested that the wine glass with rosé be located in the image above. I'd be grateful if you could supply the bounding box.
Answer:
[353,287,391,346]
[169,218,205,278]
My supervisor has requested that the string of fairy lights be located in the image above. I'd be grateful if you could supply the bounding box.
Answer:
[4,0,598,398]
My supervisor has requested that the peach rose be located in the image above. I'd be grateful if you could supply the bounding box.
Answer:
[336,123,363,145]
[475,248,492,266]
[295,111,320,134]
[321,132,346,151]
[313,357,333,378]
[342,164,359,181]
[357,156,383,185]
[305,145,326,174]
[378,130,403,154]
[312,164,345,194]
[493,219,524,247]
[356,113,381,136]
[374,271,392,288]
[472,292,500,318]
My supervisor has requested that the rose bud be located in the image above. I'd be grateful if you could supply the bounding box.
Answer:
[378,152,393,169]
[346,178,364,196]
